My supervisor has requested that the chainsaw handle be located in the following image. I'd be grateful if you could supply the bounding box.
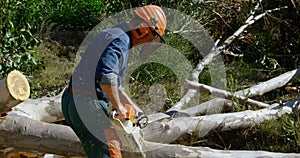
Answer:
[111,110,149,129]
[135,114,149,129]
[111,110,117,119]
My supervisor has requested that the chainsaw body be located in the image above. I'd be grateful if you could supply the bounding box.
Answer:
[109,104,147,158]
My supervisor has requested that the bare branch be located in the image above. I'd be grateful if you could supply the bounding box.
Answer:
[223,49,244,57]
[186,80,270,108]
[169,4,288,111]
[181,98,232,116]
[236,68,300,96]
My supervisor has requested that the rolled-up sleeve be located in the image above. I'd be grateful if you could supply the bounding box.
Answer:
[100,73,118,85]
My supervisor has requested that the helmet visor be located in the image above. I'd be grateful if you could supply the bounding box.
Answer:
[151,29,165,44]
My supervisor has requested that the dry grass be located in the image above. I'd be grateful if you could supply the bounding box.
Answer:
[29,41,76,98]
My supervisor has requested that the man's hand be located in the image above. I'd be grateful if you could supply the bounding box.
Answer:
[100,84,127,120]
[119,91,143,117]
[114,104,127,121]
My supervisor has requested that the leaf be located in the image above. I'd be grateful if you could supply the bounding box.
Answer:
[6,31,11,38]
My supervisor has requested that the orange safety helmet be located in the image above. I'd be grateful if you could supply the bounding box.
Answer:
[133,5,167,41]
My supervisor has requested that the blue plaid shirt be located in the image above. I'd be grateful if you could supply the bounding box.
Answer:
[70,22,131,103]
[95,23,132,102]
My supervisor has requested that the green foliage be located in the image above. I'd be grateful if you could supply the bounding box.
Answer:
[0,0,45,78]
[231,1,300,69]
[46,0,103,31]
[0,0,104,78]
[166,34,201,67]
[101,0,133,16]
[129,62,182,110]
[242,113,300,152]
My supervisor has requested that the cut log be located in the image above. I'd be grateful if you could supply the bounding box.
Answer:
[0,70,30,113]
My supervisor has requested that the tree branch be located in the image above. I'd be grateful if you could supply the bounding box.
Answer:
[236,68,300,96]
[143,97,300,143]
[186,80,270,108]
[169,2,287,111]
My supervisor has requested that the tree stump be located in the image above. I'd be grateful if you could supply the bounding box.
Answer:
[0,70,30,113]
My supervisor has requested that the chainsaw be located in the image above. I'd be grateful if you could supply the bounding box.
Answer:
[109,104,148,157]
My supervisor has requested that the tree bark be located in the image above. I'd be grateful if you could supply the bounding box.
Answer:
[8,91,64,123]
[236,68,300,96]
[1,114,300,158]
[144,141,300,158]
[186,80,270,108]
[0,115,84,157]
[142,97,300,143]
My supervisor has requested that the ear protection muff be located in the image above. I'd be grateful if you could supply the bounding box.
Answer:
[132,22,150,39]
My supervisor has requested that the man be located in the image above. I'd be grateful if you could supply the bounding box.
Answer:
[61,5,167,158]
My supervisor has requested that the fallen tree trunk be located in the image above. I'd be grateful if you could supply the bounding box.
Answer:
[144,141,300,158]
[181,98,232,116]
[142,97,299,143]
[11,67,297,124]
[8,92,64,123]
[0,115,84,157]
[7,91,231,125]
[148,98,232,123]
[3,85,298,147]
[0,70,30,113]
[1,115,300,157]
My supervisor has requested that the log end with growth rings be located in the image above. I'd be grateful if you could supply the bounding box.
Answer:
[0,70,30,113]
[7,70,30,101]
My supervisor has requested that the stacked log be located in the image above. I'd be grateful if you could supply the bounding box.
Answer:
[0,70,30,113]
